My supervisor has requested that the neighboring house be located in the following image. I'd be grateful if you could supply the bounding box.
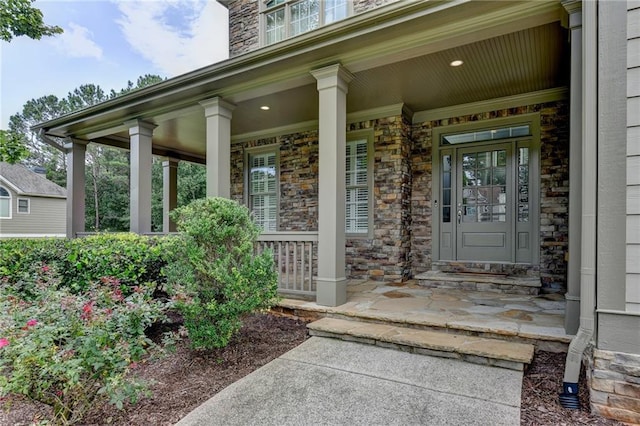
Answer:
[32,0,640,422]
[0,162,66,238]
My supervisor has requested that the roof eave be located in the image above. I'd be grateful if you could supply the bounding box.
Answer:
[32,0,457,135]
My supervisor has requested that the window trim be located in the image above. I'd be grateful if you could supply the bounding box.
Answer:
[346,130,374,239]
[0,186,11,219]
[259,0,352,47]
[245,144,280,231]
[17,198,30,214]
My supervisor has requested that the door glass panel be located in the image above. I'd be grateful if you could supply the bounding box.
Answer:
[518,147,529,222]
[461,148,508,224]
[442,154,452,223]
[492,167,506,185]
[477,151,492,168]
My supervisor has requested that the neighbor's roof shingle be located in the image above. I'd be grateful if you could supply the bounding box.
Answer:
[0,162,66,198]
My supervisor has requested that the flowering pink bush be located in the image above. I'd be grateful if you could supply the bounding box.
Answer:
[0,266,167,425]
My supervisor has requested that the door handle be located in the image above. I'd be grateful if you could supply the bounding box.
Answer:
[457,208,462,224]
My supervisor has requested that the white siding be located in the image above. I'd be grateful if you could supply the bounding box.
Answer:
[627,0,640,311]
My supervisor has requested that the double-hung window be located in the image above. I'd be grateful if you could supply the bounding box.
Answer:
[263,0,349,46]
[0,187,11,218]
[345,137,371,235]
[248,150,278,231]
[17,198,30,214]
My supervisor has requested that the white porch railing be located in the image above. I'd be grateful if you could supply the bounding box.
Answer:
[256,232,318,297]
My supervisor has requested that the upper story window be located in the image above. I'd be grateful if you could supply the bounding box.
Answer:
[0,187,11,219]
[263,0,349,46]
[248,149,279,231]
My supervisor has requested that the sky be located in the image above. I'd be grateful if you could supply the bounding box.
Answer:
[0,0,229,128]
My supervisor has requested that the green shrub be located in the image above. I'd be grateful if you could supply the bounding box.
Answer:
[63,234,167,292]
[167,197,279,350]
[0,234,167,293]
[0,238,69,283]
[0,266,165,425]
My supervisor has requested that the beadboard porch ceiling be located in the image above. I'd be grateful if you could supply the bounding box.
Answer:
[38,1,569,162]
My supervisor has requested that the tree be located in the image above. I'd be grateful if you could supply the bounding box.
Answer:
[4,74,205,233]
[0,129,29,163]
[0,0,62,42]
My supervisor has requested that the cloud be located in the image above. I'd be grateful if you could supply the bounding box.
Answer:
[51,22,103,59]
[115,0,229,77]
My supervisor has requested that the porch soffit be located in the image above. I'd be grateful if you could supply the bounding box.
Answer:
[36,0,567,159]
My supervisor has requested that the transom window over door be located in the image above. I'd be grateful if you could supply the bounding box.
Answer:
[249,151,278,231]
[264,0,348,45]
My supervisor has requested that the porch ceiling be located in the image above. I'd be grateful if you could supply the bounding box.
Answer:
[39,1,568,161]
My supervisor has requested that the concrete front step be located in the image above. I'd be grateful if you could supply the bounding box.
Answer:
[415,270,541,295]
[307,317,534,371]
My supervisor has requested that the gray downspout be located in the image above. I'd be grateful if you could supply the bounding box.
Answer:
[37,129,68,153]
[560,0,597,409]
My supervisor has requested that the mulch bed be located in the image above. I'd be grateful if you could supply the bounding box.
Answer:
[0,313,626,425]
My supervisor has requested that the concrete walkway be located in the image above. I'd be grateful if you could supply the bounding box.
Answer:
[177,337,523,426]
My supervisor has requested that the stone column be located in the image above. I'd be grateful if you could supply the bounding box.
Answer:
[311,64,354,307]
[200,97,235,198]
[162,159,179,232]
[127,120,156,234]
[64,140,87,238]
[563,0,582,334]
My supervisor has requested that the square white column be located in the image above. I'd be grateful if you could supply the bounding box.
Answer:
[64,140,87,238]
[200,97,236,198]
[311,64,354,307]
[127,120,156,234]
[162,159,179,232]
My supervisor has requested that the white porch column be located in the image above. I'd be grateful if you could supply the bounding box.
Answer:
[311,64,354,307]
[127,120,156,234]
[64,140,87,238]
[563,0,582,334]
[200,97,235,198]
[162,159,179,232]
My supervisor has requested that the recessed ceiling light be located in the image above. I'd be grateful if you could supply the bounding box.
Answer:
[260,105,270,111]
[449,60,464,67]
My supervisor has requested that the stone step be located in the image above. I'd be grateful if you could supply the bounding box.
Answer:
[415,270,541,295]
[307,317,535,371]
[432,260,540,278]
[276,297,571,353]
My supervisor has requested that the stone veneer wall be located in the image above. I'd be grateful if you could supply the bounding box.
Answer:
[227,0,400,57]
[410,101,570,292]
[346,115,412,281]
[227,0,260,57]
[230,131,319,230]
[589,349,640,424]
[230,114,412,281]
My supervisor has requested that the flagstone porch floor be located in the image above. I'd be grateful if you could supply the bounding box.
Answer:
[276,279,573,352]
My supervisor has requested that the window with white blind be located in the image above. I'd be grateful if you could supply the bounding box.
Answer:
[249,151,278,231]
[263,0,349,46]
[346,138,370,235]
